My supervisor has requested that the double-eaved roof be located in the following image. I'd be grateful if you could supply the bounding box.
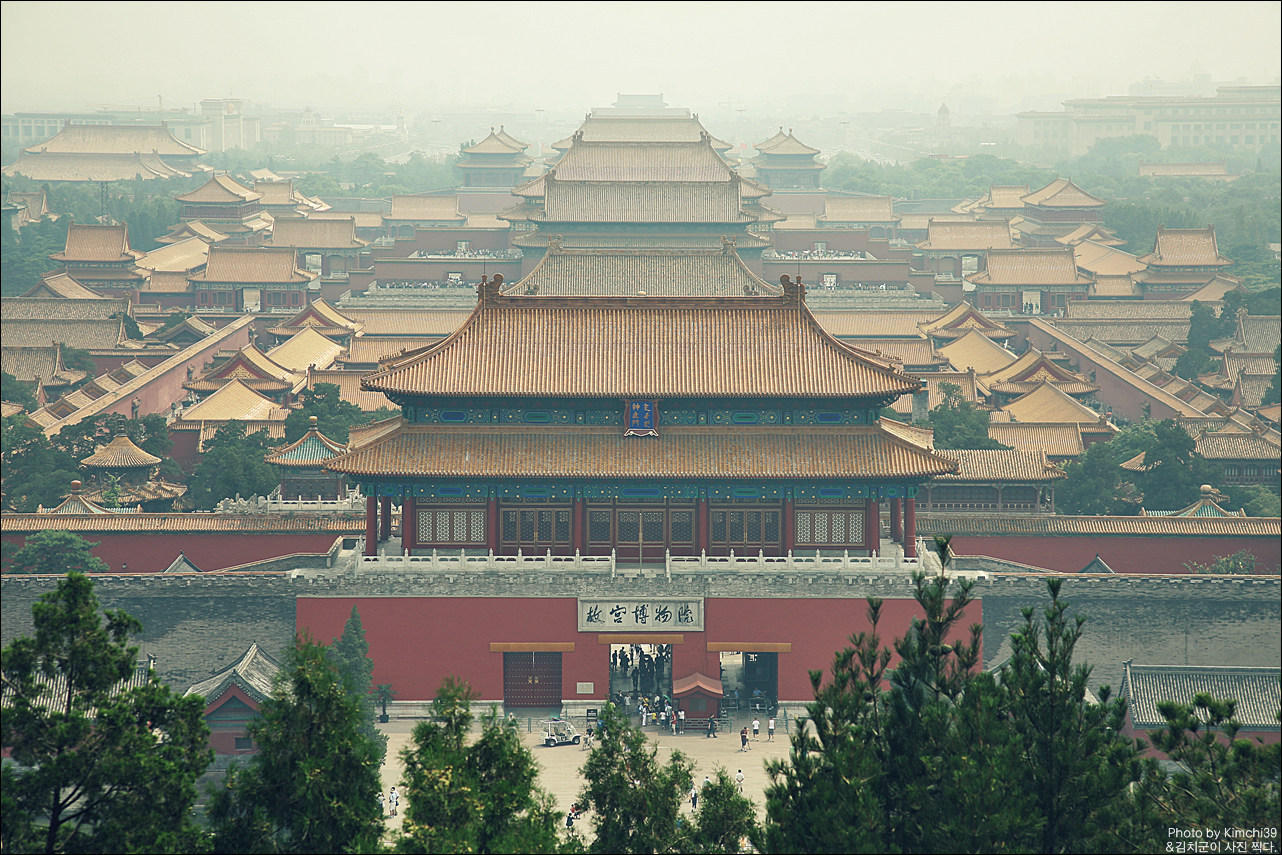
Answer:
[502,246,781,298]
[362,287,922,401]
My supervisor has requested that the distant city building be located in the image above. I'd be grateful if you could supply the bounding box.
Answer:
[1017,85,1281,155]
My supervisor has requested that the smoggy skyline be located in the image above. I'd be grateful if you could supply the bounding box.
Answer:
[2,1,1279,118]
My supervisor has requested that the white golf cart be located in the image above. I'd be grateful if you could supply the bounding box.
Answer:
[541,719,581,747]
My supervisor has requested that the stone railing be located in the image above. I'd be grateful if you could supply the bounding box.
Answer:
[215,492,366,514]
[355,541,949,577]
[358,548,616,573]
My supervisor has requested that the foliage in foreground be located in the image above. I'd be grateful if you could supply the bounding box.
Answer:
[756,573,1280,854]
[327,604,389,764]
[1,572,211,854]
[396,678,562,854]
[207,635,383,854]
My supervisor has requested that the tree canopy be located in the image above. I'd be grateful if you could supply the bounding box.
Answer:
[186,422,280,508]
[326,605,388,764]
[8,530,108,575]
[1,572,211,854]
[926,382,1010,449]
[208,634,384,854]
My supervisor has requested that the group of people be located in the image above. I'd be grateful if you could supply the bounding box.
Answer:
[612,644,671,696]
[739,716,776,751]
[378,786,400,816]
[636,695,686,733]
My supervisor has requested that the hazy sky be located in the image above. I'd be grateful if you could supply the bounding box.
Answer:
[2,1,1279,116]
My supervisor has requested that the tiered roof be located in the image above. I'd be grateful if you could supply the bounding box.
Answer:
[502,246,782,298]
[937,329,1017,375]
[385,195,467,223]
[188,246,314,285]
[254,179,328,213]
[996,381,1111,430]
[983,348,1098,397]
[185,643,282,706]
[156,221,230,245]
[1056,224,1125,247]
[3,151,192,182]
[326,421,958,481]
[918,302,1014,341]
[754,128,820,157]
[461,127,532,158]
[80,434,161,469]
[917,220,1015,251]
[26,123,204,157]
[968,248,1094,287]
[37,480,139,515]
[987,422,1085,458]
[1122,663,1281,730]
[184,344,300,395]
[932,449,1065,483]
[269,217,367,249]
[50,224,143,264]
[265,328,345,374]
[20,272,102,300]
[1139,227,1233,268]
[362,286,922,401]
[1021,177,1106,209]
[1141,485,1246,517]
[535,176,752,224]
[550,139,731,182]
[818,196,898,224]
[553,115,729,149]
[264,416,347,468]
[267,299,361,339]
[175,173,260,204]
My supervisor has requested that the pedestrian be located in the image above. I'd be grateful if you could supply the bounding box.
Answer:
[690,783,699,811]
[389,786,399,817]
[378,790,385,815]
[740,727,749,751]
[768,716,776,741]
[707,717,716,738]
[566,809,575,830]
[678,708,685,733]
[752,717,760,740]
[735,769,745,792]
[640,704,648,727]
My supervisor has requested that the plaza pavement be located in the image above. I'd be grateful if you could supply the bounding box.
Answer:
[376,711,794,836]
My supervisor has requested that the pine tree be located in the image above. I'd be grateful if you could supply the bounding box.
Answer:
[1,572,211,854]
[327,605,388,764]
[208,634,383,854]
[395,678,561,853]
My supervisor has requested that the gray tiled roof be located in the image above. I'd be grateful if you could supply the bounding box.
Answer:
[1122,663,1281,730]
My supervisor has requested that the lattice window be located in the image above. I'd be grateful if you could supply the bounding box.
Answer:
[670,511,693,543]
[588,511,612,543]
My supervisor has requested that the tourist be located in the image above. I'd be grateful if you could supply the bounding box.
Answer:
[768,716,776,741]
[752,717,760,740]
[735,769,745,792]
[690,783,699,811]
[389,786,399,817]
[678,708,685,732]
[707,717,717,738]
[740,726,750,751]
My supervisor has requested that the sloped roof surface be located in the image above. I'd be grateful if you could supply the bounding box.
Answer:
[81,434,161,468]
[1140,227,1232,267]
[185,642,283,704]
[175,173,260,203]
[1123,664,1281,729]
[51,224,141,263]
[189,246,313,284]
[918,220,1015,250]
[265,327,345,373]
[27,123,204,156]
[1021,177,1106,208]
[269,217,366,249]
[505,247,781,298]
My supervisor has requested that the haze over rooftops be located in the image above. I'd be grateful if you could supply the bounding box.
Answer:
[504,246,781,298]
[50,224,142,263]
[174,173,260,204]
[1139,226,1232,267]
[24,123,205,157]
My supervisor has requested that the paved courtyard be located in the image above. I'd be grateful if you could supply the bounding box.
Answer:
[376,709,795,835]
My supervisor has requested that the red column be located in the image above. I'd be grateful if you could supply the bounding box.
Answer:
[403,497,417,553]
[573,498,585,554]
[864,500,880,555]
[379,497,392,541]
[697,499,709,554]
[890,498,903,543]
[904,498,917,558]
[487,498,499,553]
[783,499,795,554]
[364,496,378,556]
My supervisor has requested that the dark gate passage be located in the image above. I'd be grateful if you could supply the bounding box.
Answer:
[502,651,562,707]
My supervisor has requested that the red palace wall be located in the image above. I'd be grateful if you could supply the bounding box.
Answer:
[296,596,981,703]
[947,534,1281,574]
[0,531,345,574]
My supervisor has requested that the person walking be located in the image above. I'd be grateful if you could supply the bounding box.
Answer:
[740,726,750,751]
[678,708,685,733]
[389,786,399,817]
[707,717,717,738]
[690,783,699,811]
[752,717,760,741]
[768,716,776,741]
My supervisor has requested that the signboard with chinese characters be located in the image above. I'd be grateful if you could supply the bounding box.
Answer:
[577,597,704,632]
[624,400,658,437]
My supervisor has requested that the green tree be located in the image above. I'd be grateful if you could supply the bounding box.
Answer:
[1185,549,1259,575]
[1,369,38,410]
[578,702,694,854]
[284,382,366,444]
[208,634,384,854]
[186,422,280,508]
[1135,420,1215,512]
[1000,578,1146,853]
[327,605,388,763]
[686,768,758,854]
[1132,694,1281,841]
[1262,344,1281,407]
[0,572,211,854]
[1172,301,1219,380]
[927,382,1010,449]
[1220,483,1281,518]
[395,678,561,854]
[8,530,108,575]
[0,414,79,512]
[60,346,96,380]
